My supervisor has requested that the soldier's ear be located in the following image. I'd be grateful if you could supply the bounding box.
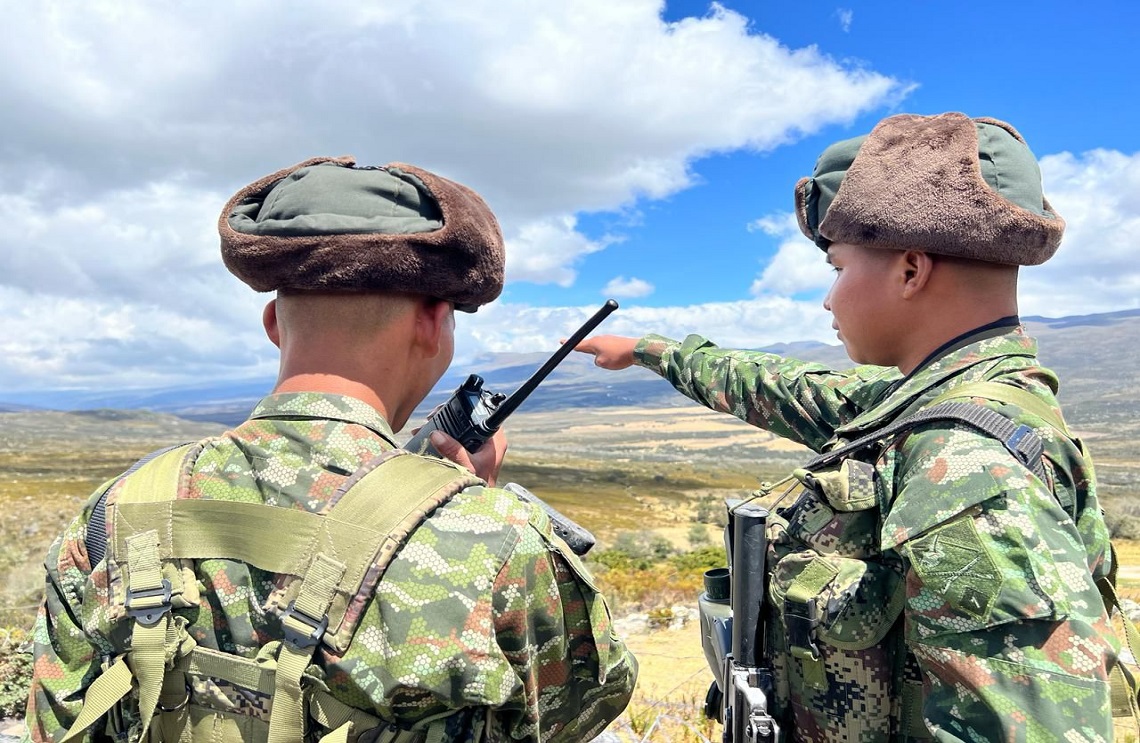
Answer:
[413,298,453,356]
[900,250,935,299]
[262,299,281,348]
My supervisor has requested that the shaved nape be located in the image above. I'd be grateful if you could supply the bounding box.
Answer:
[275,291,418,340]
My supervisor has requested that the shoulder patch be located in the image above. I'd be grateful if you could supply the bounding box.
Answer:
[902,517,1003,622]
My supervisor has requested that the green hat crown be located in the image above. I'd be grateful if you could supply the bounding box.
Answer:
[220,157,505,311]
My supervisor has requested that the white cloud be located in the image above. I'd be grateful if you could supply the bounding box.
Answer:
[457,296,836,362]
[0,1,904,286]
[748,213,834,297]
[506,216,610,286]
[0,286,275,392]
[1020,149,1140,316]
[836,8,854,32]
[0,0,911,392]
[602,276,655,298]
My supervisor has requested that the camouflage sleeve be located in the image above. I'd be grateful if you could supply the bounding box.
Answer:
[489,509,637,742]
[887,426,1116,742]
[25,513,104,743]
[633,333,899,452]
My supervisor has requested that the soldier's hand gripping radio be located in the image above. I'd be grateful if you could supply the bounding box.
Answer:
[404,299,619,555]
[699,501,781,743]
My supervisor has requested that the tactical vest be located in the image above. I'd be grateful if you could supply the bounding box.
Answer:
[62,445,483,743]
[760,382,1139,742]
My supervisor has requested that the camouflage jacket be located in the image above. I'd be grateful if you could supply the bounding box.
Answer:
[635,325,1116,742]
[25,393,636,742]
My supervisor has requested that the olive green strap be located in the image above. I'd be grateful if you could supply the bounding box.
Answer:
[263,453,475,742]
[114,499,384,578]
[785,558,838,690]
[1100,572,1140,730]
[115,444,196,504]
[125,529,174,740]
[930,381,1068,434]
[269,554,346,743]
[59,657,135,743]
[898,675,932,739]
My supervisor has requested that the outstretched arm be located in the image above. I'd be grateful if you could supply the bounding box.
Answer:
[579,333,898,452]
[573,335,639,371]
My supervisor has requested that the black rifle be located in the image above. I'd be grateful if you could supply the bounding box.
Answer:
[404,299,619,554]
[699,501,780,742]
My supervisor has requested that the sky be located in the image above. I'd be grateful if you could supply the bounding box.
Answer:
[1,0,1138,395]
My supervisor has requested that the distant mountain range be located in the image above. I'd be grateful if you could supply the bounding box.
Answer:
[2,308,1138,428]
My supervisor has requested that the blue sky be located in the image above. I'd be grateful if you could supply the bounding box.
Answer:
[1,0,1137,394]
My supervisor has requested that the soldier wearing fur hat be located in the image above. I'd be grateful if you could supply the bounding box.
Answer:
[576,113,1119,741]
[26,158,636,742]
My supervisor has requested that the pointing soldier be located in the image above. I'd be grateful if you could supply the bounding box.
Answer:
[577,113,1117,741]
[26,157,636,742]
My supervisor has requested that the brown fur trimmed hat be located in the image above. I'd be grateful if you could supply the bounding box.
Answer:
[794,112,1064,265]
[219,156,504,311]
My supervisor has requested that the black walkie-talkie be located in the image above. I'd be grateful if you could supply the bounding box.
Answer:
[405,299,618,457]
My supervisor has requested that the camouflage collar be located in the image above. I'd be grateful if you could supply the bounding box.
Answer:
[248,392,400,446]
[834,326,1041,437]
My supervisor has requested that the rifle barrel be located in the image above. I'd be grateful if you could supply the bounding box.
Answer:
[730,504,768,666]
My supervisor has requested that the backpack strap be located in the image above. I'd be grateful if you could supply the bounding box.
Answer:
[267,450,481,743]
[61,444,197,743]
[64,446,482,743]
[85,442,191,567]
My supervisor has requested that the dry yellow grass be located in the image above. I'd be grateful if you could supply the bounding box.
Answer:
[604,620,721,742]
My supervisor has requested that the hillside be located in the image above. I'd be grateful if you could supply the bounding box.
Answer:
[3,308,1137,430]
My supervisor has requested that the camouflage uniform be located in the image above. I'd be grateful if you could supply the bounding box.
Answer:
[636,323,1116,742]
[26,392,636,742]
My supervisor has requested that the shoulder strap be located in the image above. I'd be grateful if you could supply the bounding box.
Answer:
[61,444,197,743]
[804,399,1046,481]
[929,380,1069,434]
[268,450,480,743]
[67,447,481,743]
[84,442,191,566]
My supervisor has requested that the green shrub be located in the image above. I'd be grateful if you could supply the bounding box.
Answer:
[687,523,711,548]
[0,626,33,718]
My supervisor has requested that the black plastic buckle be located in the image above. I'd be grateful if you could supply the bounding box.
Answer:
[281,601,329,650]
[784,597,821,661]
[125,579,172,626]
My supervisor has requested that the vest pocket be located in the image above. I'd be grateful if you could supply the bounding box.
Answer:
[768,550,906,742]
[770,552,905,651]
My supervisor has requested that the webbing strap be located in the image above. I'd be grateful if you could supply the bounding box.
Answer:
[785,559,838,690]
[1100,574,1140,730]
[59,657,134,743]
[86,443,191,566]
[269,554,346,743]
[116,445,195,505]
[806,401,1046,482]
[125,530,172,739]
[930,381,1068,434]
[309,690,402,742]
[113,499,385,576]
[172,644,276,694]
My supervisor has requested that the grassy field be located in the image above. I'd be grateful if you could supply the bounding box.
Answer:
[1,406,1139,738]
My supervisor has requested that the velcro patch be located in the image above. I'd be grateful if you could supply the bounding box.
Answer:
[903,517,1002,621]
